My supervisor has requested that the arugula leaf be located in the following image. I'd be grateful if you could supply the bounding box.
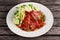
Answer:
[29,4,33,8]
[14,10,18,15]
[34,7,37,10]
[29,4,37,10]
[21,5,26,8]
[18,18,21,24]
[41,17,45,22]
[41,14,45,22]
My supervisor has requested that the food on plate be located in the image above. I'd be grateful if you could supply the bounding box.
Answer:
[13,4,46,32]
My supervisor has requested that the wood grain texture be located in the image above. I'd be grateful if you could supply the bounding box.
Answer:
[0,6,13,12]
[23,36,60,40]
[0,36,24,40]
[47,6,60,12]
[0,0,60,6]
[0,19,6,25]
[0,0,31,6]
[0,27,14,34]
[54,19,60,27]
[0,36,60,40]
[47,27,60,35]
[0,12,7,18]
[31,0,60,5]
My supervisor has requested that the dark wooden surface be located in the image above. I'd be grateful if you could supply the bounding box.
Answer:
[0,0,60,40]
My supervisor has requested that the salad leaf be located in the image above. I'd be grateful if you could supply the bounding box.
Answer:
[29,4,33,8]
[41,17,45,22]
[21,5,26,8]
[14,10,19,15]
[18,18,21,24]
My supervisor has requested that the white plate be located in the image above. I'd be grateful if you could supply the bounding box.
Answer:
[6,2,54,37]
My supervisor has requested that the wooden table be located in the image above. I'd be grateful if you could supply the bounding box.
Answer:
[0,0,60,40]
